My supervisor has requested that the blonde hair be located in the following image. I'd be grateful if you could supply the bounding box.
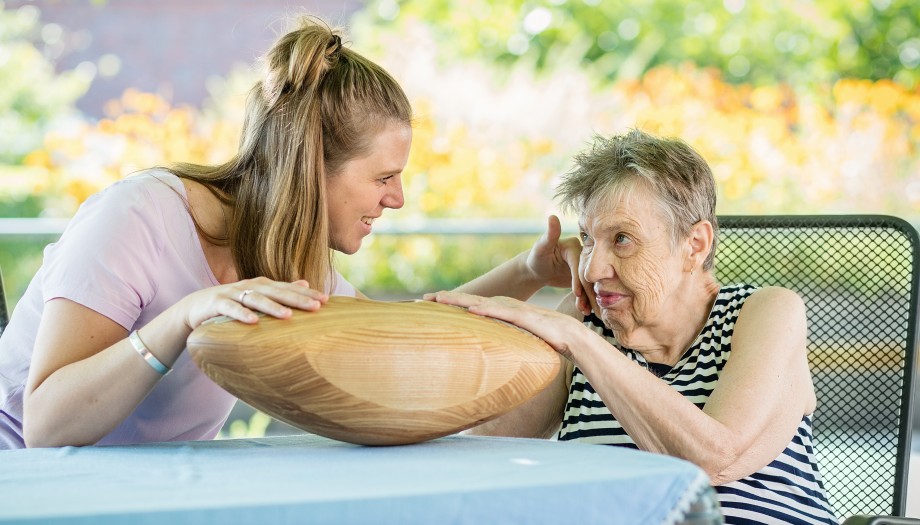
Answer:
[168,17,412,289]
[555,129,719,270]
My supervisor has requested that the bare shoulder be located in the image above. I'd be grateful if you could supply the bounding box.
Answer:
[734,286,807,345]
[740,286,805,319]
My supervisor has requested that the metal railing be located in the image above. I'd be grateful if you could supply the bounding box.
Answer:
[0,217,574,237]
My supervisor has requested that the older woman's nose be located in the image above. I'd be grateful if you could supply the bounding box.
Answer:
[583,248,615,283]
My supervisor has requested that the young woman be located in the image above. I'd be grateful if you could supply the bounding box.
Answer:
[0,18,581,449]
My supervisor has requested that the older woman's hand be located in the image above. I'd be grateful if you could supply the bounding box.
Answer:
[426,290,587,360]
[525,215,592,316]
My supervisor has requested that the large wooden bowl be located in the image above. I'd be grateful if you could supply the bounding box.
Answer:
[187,297,560,445]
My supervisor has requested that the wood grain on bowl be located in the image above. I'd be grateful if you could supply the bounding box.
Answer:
[187,297,560,445]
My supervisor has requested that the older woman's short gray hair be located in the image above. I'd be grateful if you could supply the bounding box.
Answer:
[555,129,719,270]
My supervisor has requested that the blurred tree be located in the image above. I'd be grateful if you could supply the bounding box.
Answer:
[826,0,920,87]
[353,0,920,88]
[0,3,91,164]
[0,2,92,217]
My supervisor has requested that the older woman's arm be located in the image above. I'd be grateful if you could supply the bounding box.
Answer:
[430,287,813,485]
[454,216,588,312]
[464,355,571,439]
[570,286,813,484]
[463,294,579,439]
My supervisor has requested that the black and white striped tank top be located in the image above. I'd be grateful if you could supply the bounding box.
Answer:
[558,284,838,525]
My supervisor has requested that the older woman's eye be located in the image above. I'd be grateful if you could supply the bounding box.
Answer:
[579,232,593,247]
[615,233,632,245]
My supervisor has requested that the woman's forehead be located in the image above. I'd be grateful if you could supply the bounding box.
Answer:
[582,184,659,224]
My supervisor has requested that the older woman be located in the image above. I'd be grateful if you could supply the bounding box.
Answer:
[429,129,837,525]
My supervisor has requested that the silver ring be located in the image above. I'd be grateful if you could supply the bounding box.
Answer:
[238,289,255,305]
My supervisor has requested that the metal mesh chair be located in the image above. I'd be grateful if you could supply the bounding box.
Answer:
[716,215,919,517]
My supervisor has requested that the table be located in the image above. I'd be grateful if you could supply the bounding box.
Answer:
[0,434,718,524]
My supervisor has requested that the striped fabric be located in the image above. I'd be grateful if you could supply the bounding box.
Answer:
[558,284,838,525]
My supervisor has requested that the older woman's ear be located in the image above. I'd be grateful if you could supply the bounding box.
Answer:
[686,220,715,272]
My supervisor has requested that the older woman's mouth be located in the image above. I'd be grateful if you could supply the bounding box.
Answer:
[595,290,627,308]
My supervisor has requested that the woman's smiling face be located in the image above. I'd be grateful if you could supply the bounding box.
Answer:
[326,122,412,255]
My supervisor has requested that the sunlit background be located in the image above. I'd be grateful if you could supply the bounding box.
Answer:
[1,0,919,444]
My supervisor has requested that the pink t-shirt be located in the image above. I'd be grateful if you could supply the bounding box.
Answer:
[0,170,356,448]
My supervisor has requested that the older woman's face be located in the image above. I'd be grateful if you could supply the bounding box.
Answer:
[579,186,685,335]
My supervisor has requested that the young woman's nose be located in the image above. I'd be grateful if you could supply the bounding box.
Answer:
[382,177,404,209]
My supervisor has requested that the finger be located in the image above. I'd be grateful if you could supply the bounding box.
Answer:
[428,290,484,309]
[234,290,295,319]
[283,281,329,302]
[219,299,260,324]
[545,214,562,244]
[570,271,593,316]
[572,277,586,315]
[237,282,325,317]
[249,281,328,311]
[577,294,591,316]
[291,281,327,304]
[578,282,596,316]
[466,299,546,338]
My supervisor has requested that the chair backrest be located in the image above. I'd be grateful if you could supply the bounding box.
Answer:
[716,215,919,517]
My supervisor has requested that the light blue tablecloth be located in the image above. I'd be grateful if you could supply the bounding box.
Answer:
[0,433,711,524]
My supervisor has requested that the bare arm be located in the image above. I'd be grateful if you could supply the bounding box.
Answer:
[466,355,571,439]
[465,293,580,439]
[454,251,543,300]
[431,287,815,484]
[23,277,327,448]
[455,216,589,313]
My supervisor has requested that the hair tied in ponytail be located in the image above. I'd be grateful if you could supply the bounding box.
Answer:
[329,34,343,56]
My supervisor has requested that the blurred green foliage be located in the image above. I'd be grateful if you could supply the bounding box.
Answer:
[0,2,90,165]
[336,235,538,294]
[354,0,920,88]
[4,0,920,310]
[0,237,48,315]
[0,2,91,222]
[2,0,918,439]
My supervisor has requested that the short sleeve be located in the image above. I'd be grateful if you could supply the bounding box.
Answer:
[40,176,167,330]
[329,271,357,297]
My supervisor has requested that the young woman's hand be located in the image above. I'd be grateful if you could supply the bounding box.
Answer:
[178,277,328,330]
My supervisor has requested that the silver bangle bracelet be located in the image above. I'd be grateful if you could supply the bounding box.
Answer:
[128,330,170,375]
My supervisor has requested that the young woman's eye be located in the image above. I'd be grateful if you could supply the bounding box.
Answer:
[379,176,394,184]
